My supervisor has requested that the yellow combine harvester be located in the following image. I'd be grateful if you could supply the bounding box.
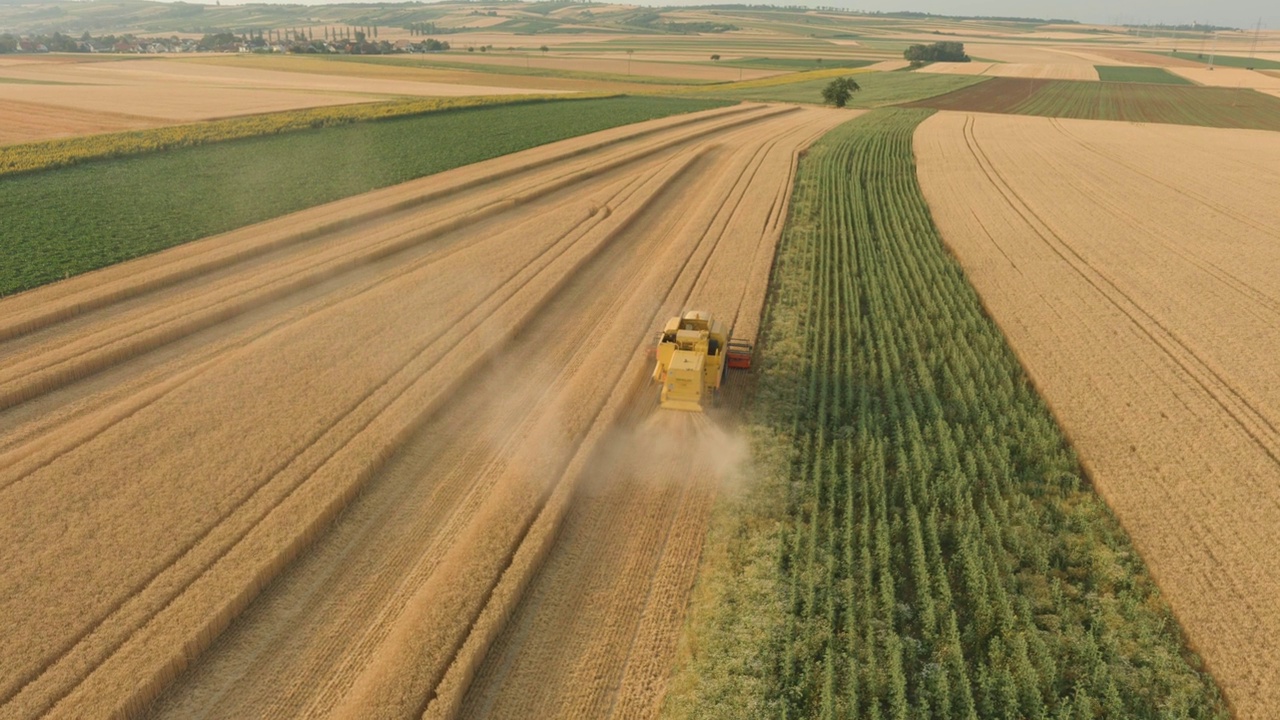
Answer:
[651,310,753,412]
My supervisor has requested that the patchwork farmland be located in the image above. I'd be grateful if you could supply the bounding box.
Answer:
[2,3,1279,718]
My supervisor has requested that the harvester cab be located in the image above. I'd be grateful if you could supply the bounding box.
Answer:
[651,310,753,412]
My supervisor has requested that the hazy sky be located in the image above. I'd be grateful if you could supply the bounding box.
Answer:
[816,1,1273,31]
[206,0,1276,34]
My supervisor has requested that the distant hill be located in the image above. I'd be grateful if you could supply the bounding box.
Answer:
[0,0,737,36]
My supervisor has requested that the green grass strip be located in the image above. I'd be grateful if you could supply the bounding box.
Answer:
[910,78,1280,131]
[1095,65,1193,85]
[0,95,728,296]
[0,93,599,178]
[661,108,1227,720]
[1012,81,1280,129]
[1166,51,1280,70]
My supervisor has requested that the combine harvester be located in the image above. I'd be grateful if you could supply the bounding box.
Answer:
[651,310,752,412]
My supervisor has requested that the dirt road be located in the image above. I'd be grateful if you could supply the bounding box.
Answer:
[915,111,1280,718]
[0,102,850,718]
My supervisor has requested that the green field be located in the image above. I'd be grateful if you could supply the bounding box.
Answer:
[0,95,578,177]
[1094,65,1192,84]
[662,109,1227,720]
[0,96,727,297]
[910,77,1280,131]
[1166,51,1280,70]
[717,57,875,71]
[697,71,989,107]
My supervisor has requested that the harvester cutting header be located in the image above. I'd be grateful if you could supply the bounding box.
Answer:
[651,310,752,412]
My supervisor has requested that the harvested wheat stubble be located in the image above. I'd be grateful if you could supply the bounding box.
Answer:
[915,111,1280,719]
[3,106,784,719]
[1168,66,1280,90]
[861,60,911,72]
[0,99,162,145]
[1090,49,1205,68]
[0,57,560,124]
[452,113,844,720]
[0,102,846,719]
[405,51,782,82]
[916,61,997,75]
[964,43,1098,64]
[918,61,1100,80]
[983,62,1099,80]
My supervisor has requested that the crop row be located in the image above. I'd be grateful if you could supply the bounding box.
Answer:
[663,109,1227,719]
[0,94,601,177]
[773,108,1226,718]
[909,77,1280,131]
[1093,66,1192,85]
[0,95,728,297]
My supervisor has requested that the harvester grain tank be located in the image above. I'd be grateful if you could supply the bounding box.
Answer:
[651,310,753,412]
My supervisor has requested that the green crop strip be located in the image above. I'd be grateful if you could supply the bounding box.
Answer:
[0,96,728,297]
[1011,81,1280,129]
[662,108,1227,720]
[1094,66,1193,84]
[910,78,1280,131]
[1165,51,1280,70]
[0,94,595,178]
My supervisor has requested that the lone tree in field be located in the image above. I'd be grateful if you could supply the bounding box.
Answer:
[821,76,861,108]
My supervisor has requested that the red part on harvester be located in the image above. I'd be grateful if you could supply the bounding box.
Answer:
[726,340,753,369]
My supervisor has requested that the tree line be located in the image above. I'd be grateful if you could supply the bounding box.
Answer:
[904,41,970,65]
